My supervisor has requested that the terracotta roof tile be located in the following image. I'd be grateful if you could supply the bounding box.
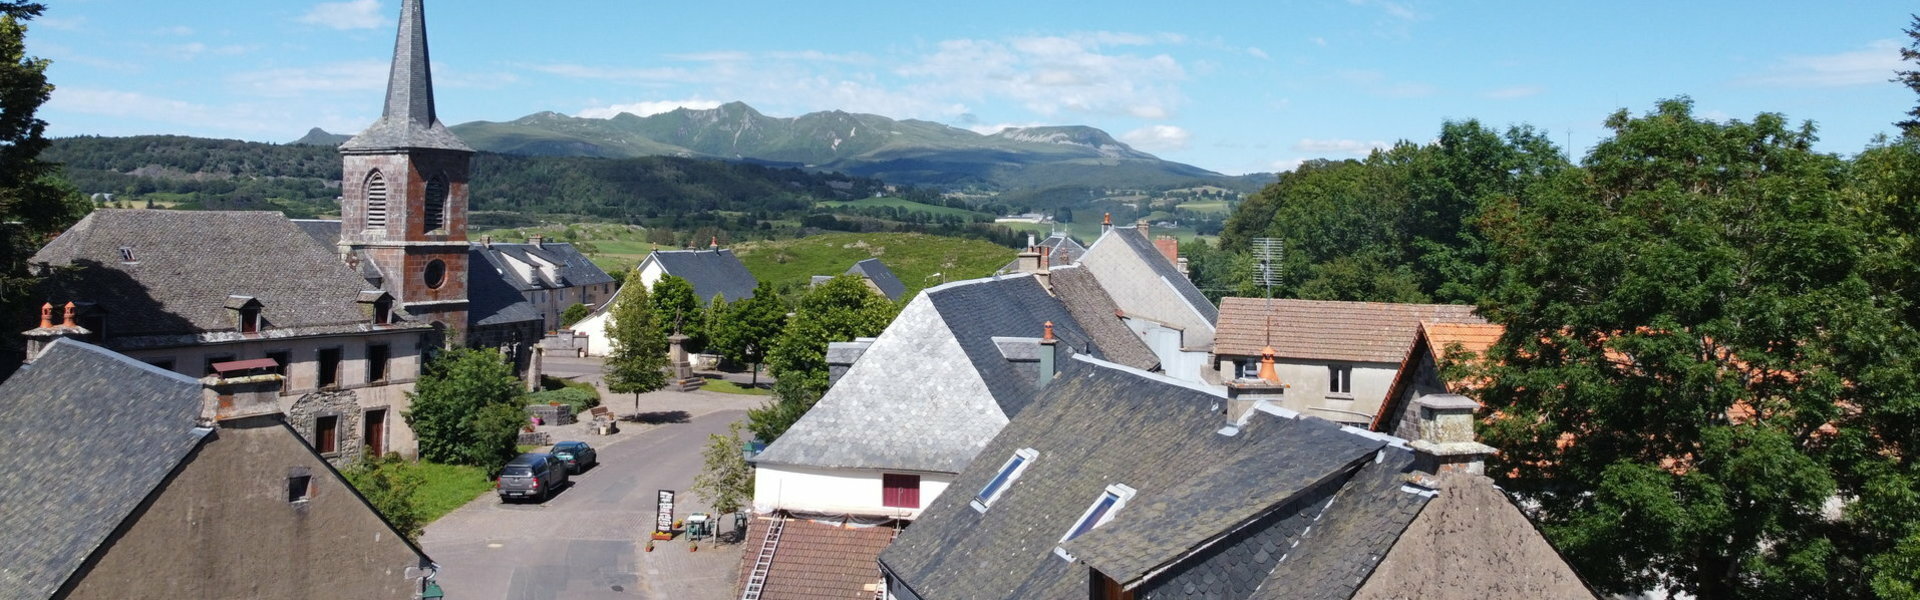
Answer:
[1421,322,1503,365]
[1215,298,1485,363]
[736,516,898,600]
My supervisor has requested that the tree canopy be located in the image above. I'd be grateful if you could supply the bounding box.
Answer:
[605,278,667,404]
[709,282,789,377]
[649,274,703,351]
[403,347,525,468]
[0,4,89,373]
[749,275,896,441]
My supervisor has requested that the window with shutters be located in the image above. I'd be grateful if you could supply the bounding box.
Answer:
[882,473,921,509]
[364,172,388,230]
[423,175,449,232]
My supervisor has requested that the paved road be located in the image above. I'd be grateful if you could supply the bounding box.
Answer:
[422,408,749,600]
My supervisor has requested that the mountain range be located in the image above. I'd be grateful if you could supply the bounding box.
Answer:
[295,102,1268,192]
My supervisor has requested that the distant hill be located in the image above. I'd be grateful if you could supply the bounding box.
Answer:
[290,127,351,147]
[298,102,1265,192]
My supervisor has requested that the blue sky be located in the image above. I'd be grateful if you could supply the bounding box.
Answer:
[23,0,1916,175]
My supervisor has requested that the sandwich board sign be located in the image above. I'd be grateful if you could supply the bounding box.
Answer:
[654,489,676,540]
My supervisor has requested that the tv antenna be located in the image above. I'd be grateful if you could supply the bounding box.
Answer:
[1250,238,1284,346]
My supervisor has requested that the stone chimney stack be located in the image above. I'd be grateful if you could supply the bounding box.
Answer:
[1409,394,1497,475]
[22,302,90,365]
[1136,220,1150,237]
[710,236,720,251]
[1037,321,1058,387]
[529,235,544,248]
[1224,347,1286,422]
[482,234,492,248]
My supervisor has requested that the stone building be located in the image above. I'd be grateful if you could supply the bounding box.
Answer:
[28,210,432,463]
[0,339,439,599]
[472,235,617,330]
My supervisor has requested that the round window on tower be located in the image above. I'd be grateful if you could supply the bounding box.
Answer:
[424,259,447,289]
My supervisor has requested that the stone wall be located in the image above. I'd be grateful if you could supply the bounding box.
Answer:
[287,388,364,465]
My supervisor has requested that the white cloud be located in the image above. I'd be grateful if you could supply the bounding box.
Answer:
[1741,39,1904,88]
[227,61,388,97]
[1247,47,1271,60]
[299,0,386,31]
[1121,125,1192,152]
[1309,37,1328,47]
[33,16,88,31]
[579,99,724,119]
[896,34,1188,119]
[1272,158,1308,172]
[1483,85,1543,100]
[1293,138,1390,157]
[45,87,336,136]
[526,63,696,82]
[153,26,195,36]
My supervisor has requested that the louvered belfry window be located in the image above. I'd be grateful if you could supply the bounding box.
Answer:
[423,175,449,232]
[364,172,388,230]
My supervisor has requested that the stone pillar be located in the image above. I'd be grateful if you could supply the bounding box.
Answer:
[668,333,704,392]
[1409,394,1497,475]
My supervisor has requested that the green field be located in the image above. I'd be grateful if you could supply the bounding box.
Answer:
[816,197,993,220]
[732,232,1016,298]
[1177,200,1232,214]
[409,461,497,524]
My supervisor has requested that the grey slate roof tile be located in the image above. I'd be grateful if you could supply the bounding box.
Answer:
[647,249,758,304]
[931,275,1100,419]
[1048,266,1160,372]
[477,242,615,291]
[31,211,405,341]
[848,258,906,301]
[1249,450,1428,600]
[0,340,208,599]
[467,248,544,327]
[998,232,1087,273]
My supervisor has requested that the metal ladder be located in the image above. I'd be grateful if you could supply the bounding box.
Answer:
[741,515,787,600]
[872,520,904,600]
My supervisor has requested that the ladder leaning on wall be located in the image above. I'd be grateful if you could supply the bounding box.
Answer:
[740,514,788,600]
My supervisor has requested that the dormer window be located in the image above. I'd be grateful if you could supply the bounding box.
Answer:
[1055,483,1137,561]
[118,246,135,263]
[359,290,396,326]
[226,296,264,335]
[971,448,1037,512]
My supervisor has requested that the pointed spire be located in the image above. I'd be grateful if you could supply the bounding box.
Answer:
[341,0,472,153]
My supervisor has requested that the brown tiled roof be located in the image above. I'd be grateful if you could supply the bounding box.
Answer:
[1214,298,1485,363]
[1422,322,1503,366]
[736,516,898,600]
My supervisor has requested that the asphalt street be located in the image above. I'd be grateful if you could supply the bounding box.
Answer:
[421,408,749,600]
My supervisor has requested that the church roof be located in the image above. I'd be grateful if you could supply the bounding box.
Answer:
[340,0,471,153]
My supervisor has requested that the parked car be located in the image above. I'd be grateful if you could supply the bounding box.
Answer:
[497,452,568,502]
[551,441,598,474]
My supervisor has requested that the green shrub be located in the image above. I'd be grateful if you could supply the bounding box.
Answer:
[527,386,598,412]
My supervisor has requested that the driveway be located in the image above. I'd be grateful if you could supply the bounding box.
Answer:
[422,397,755,599]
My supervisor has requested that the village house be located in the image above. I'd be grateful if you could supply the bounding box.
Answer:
[293,0,546,380]
[471,235,617,330]
[1075,217,1215,381]
[28,210,432,464]
[813,257,908,301]
[879,354,1596,600]
[1211,297,1486,427]
[572,242,758,356]
[997,231,1087,274]
[0,339,438,599]
[1376,321,1505,440]
[738,270,1154,599]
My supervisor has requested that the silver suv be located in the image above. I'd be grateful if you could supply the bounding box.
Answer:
[497,452,568,503]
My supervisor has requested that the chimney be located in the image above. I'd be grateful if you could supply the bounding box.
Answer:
[1176,257,1190,279]
[23,302,91,364]
[1225,347,1286,422]
[529,235,544,248]
[1409,394,1497,475]
[482,234,492,248]
[1017,246,1044,274]
[826,339,875,388]
[1101,213,1114,235]
[1037,321,1058,387]
[1153,236,1179,264]
[1136,220,1150,237]
[1035,246,1052,290]
[710,235,720,251]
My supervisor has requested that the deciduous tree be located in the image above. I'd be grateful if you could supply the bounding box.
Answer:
[709,282,787,384]
[605,278,666,406]
[404,347,525,468]
[749,275,895,441]
[692,421,754,521]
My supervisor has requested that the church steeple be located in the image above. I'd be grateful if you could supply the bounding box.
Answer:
[341,0,471,153]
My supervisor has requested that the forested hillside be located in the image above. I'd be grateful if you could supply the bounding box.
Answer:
[1195,96,1920,599]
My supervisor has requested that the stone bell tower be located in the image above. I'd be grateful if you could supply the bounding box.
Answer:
[338,0,471,343]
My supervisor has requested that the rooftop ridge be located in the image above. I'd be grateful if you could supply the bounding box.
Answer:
[39,338,202,387]
[1070,353,1224,398]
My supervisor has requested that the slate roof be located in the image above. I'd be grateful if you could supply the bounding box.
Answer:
[753,274,1104,473]
[1350,472,1596,600]
[645,249,758,304]
[847,258,906,301]
[1214,297,1486,363]
[339,0,471,153]
[998,232,1087,273]
[31,211,420,347]
[291,219,342,252]
[1047,266,1159,371]
[0,339,210,599]
[735,517,897,600]
[467,248,545,327]
[1079,228,1216,347]
[474,242,615,292]
[881,356,1592,600]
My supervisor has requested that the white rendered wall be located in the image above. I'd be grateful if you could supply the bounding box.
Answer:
[753,463,953,520]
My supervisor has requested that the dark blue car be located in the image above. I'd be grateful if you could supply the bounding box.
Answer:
[551,441,598,474]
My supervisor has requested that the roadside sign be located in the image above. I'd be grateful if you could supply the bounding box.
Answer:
[655,490,676,537]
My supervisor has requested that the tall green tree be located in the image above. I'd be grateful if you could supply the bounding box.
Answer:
[1896,14,1920,131]
[1,3,89,367]
[1475,98,1916,599]
[709,282,788,384]
[343,454,427,541]
[605,278,667,407]
[691,421,755,520]
[649,274,703,350]
[404,347,525,468]
[749,275,895,441]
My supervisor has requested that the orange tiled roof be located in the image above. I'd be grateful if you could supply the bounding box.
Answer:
[1214,298,1486,363]
[736,516,898,600]
[1421,322,1503,366]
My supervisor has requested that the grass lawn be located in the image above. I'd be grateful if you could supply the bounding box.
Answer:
[410,461,496,524]
[732,232,1015,297]
[703,378,771,395]
[816,197,994,220]
[1177,200,1232,214]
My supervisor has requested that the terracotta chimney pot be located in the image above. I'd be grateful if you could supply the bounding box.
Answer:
[38,303,52,329]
